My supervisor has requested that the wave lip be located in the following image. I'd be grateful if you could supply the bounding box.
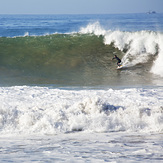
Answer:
[79,21,106,36]
[150,34,163,77]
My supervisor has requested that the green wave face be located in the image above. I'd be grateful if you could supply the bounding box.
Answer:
[0,34,123,86]
[0,34,112,70]
[1,33,157,87]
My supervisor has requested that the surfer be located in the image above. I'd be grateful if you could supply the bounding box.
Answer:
[112,55,121,66]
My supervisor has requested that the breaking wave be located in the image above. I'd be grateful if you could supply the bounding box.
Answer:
[0,86,162,135]
[0,22,163,86]
[80,22,163,77]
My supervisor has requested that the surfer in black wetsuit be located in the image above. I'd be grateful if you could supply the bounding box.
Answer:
[112,55,121,66]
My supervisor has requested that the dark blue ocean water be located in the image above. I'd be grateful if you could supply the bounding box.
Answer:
[0,13,163,37]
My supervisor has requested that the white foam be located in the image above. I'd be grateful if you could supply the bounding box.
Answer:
[0,86,162,136]
[80,22,163,77]
[1,131,162,162]
[24,32,29,37]
[104,30,161,68]
[79,21,106,36]
[151,34,163,76]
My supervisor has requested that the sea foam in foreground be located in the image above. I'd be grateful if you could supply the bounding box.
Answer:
[0,86,163,162]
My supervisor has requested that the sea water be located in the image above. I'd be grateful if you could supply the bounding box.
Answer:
[0,14,163,162]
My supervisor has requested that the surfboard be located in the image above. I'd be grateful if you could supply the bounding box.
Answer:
[117,65,123,69]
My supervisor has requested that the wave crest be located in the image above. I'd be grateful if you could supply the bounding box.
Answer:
[80,22,163,77]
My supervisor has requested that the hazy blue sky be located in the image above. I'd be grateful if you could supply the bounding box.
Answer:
[0,0,163,14]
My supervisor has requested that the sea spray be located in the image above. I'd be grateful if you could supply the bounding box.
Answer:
[151,34,163,77]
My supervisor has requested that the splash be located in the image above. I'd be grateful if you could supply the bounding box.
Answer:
[104,30,160,68]
[24,32,29,37]
[151,34,163,77]
[79,21,106,36]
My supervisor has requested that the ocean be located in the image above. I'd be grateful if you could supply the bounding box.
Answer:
[0,14,163,162]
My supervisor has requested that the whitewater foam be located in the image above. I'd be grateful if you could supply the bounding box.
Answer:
[0,86,162,136]
[151,34,163,76]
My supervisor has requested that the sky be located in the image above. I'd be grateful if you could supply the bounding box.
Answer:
[0,0,163,14]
